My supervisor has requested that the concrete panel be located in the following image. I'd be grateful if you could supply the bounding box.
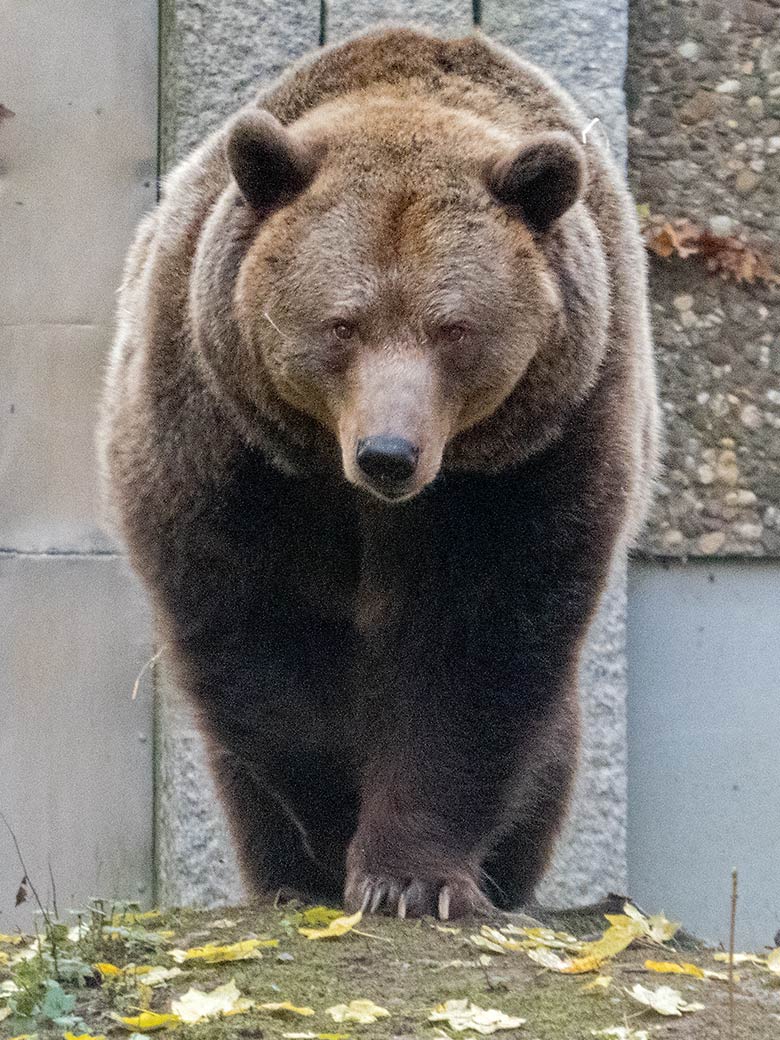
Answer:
[0,554,154,932]
[160,0,322,167]
[0,324,115,553]
[627,559,780,948]
[0,0,158,327]
[482,0,628,163]
[327,0,472,42]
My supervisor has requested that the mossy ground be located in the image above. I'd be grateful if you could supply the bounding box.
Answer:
[3,901,779,1040]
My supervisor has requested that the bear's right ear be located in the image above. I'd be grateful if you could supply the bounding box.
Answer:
[225,110,322,213]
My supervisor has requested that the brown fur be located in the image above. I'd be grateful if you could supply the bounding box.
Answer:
[99,26,659,918]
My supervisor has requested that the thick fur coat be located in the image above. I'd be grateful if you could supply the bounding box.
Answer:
[99,26,659,918]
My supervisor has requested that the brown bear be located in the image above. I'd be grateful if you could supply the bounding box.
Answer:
[99,26,659,919]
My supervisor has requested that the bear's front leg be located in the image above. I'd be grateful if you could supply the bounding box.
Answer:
[343,637,579,919]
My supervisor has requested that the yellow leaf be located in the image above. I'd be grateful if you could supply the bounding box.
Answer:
[526,947,572,971]
[327,999,390,1024]
[766,949,780,977]
[645,960,705,979]
[0,934,24,945]
[260,1001,316,1016]
[8,1035,39,1040]
[513,926,583,951]
[470,935,508,955]
[0,951,8,966]
[299,906,344,927]
[110,1010,182,1031]
[609,904,680,943]
[63,1033,107,1040]
[300,910,362,941]
[171,980,254,1024]
[111,910,161,926]
[582,975,613,991]
[94,962,122,977]
[560,920,645,973]
[429,998,525,1034]
[713,951,767,965]
[628,983,704,1016]
[169,938,274,963]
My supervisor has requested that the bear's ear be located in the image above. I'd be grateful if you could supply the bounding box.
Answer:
[225,110,322,213]
[486,131,586,232]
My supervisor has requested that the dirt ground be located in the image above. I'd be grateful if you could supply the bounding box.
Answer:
[2,901,779,1039]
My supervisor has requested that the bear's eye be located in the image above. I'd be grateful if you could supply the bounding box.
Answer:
[328,321,356,343]
[437,323,469,346]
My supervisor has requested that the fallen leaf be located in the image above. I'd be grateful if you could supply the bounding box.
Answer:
[0,951,8,966]
[429,998,525,1034]
[645,959,705,978]
[511,926,583,951]
[259,1001,316,1017]
[470,934,508,955]
[169,938,275,963]
[110,1010,182,1031]
[628,983,705,1016]
[641,212,780,286]
[63,1033,107,1040]
[593,1029,650,1040]
[283,1034,350,1039]
[171,980,253,1023]
[209,918,237,929]
[94,962,122,977]
[713,951,766,965]
[0,934,24,945]
[111,910,161,926]
[327,999,390,1024]
[0,1007,12,1022]
[526,947,572,971]
[300,910,363,941]
[582,975,613,991]
[136,965,184,987]
[766,949,780,978]
[299,906,344,927]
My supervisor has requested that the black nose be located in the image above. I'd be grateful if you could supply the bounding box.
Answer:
[356,436,419,487]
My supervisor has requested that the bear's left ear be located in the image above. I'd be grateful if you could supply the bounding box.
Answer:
[225,109,323,213]
[486,131,586,233]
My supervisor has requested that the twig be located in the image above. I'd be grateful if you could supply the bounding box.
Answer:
[48,859,59,920]
[729,868,738,1040]
[0,810,47,920]
[352,928,394,943]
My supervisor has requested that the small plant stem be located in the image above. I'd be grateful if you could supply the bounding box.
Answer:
[729,867,738,1040]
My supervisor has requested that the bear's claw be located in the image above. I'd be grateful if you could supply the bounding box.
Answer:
[346,873,492,920]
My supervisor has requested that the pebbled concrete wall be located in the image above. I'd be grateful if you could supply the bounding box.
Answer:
[156,0,633,909]
[628,0,780,558]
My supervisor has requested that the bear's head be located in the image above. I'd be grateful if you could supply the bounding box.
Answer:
[192,96,609,500]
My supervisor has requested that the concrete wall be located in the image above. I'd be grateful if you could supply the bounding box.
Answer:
[628,560,780,949]
[156,0,633,909]
[0,1,157,930]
